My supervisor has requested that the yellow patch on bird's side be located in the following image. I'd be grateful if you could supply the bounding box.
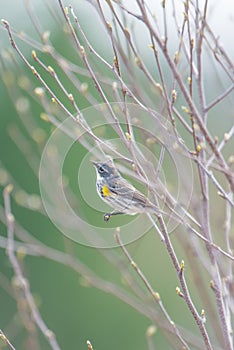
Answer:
[102,184,112,197]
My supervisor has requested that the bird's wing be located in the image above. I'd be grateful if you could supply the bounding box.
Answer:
[109,179,154,207]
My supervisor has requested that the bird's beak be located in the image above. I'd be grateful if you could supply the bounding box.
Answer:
[91,160,99,168]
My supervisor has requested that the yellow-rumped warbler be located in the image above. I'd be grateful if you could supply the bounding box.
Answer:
[92,159,160,221]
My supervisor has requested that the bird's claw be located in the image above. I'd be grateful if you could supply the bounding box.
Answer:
[104,213,111,222]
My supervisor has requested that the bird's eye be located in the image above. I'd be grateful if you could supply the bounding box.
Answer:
[98,166,105,173]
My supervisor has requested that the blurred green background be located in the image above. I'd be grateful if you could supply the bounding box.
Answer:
[0,1,233,350]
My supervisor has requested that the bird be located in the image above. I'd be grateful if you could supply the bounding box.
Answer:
[92,159,161,221]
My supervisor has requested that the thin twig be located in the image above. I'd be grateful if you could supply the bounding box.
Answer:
[115,229,191,350]
[0,329,16,350]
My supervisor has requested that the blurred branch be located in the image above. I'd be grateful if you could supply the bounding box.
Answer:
[3,186,61,350]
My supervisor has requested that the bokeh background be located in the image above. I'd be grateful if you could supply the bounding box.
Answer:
[0,1,234,349]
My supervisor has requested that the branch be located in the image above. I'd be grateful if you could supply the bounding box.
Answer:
[3,185,61,350]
